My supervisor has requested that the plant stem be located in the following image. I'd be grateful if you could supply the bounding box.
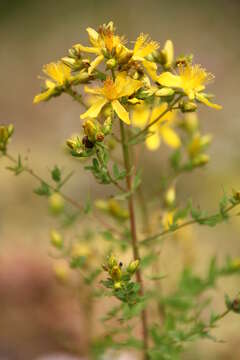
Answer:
[140,203,239,246]
[119,120,149,360]
[4,152,121,236]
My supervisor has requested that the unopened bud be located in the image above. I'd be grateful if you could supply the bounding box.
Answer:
[114,281,122,290]
[165,186,176,207]
[155,87,175,97]
[103,116,113,135]
[108,254,118,269]
[96,132,105,142]
[127,259,140,274]
[53,261,69,283]
[110,265,122,281]
[192,154,209,167]
[106,58,117,69]
[83,119,97,142]
[180,101,197,113]
[49,193,64,215]
[232,189,240,202]
[50,229,63,249]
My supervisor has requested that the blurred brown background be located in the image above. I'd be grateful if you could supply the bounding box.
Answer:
[0,0,240,359]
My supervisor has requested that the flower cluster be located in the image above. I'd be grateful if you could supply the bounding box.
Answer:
[34,21,221,156]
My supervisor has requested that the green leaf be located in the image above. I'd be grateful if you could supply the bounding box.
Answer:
[34,181,51,196]
[6,154,24,175]
[51,165,61,182]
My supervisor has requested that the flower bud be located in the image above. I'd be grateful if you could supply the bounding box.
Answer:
[107,254,118,269]
[230,258,240,270]
[106,58,117,69]
[232,189,240,202]
[53,261,69,283]
[180,101,197,113]
[103,116,113,135]
[165,186,176,207]
[108,199,129,220]
[71,243,91,259]
[50,229,63,249]
[48,193,64,215]
[114,281,122,290]
[0,124,14,152]
[110,265,122,281]
[155,88,175,97]
[160,40,174,69]
[127,259,140,274]
[192,154,210,167]
[83,119,97,142]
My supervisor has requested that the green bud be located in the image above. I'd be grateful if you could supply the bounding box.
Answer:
[48,193,65,215]
[110,265,122,281]
[155,88,175,97]
[232,189,240,202]
[180,101,197,113]
[127,259,140,274]
[108,254,118,269]
[192,154,209,167]
[106,58,117,69]
[114,281,122,290]
[103,116,113,135]
[50,229,63,249]
[165,186,176,207]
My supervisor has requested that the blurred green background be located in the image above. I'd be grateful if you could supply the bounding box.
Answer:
[0,0,240,359]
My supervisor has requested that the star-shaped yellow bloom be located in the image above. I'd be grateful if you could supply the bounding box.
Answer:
[157,64,222,109]
[131,33,160,80]
[74,22,126,74]
[131,102,181,150]
[80,72,143,125]
[33,62,73,104]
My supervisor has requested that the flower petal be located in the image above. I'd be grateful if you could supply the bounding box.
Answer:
[196,93,222,110]
[157,72,182,88]
[80,98,108,119]
[88,55,104,74]
[74,43,100,54]
[142,60,158,81]
[150,103,168,123]
[146,128,161,151]
[86,27,99,47]
[115,72,142,98]
[131,104,149,127]
[161,127,181,148]
[112,100,130,125]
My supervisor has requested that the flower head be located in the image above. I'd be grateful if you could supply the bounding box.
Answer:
[33,62,73,104]
[80,72,143,124]
[74,22,126,74]
[157,64,222,109]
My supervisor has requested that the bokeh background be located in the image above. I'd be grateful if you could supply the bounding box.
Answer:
[0,0,240,359]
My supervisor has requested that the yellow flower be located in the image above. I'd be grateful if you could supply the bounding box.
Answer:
[157,64,222,109]
[132,33,160,80]
[131,102,181,150]
[80,72,142,124]
[74,22,126,74]
[33,62,73,104]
